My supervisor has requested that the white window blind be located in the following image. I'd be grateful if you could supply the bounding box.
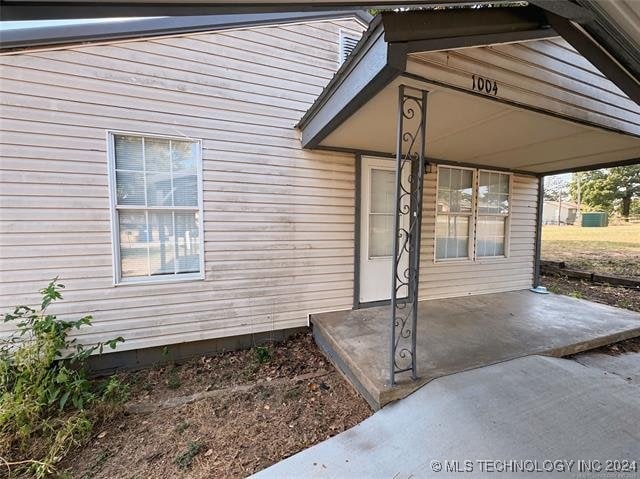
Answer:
[110,133,203,284]
[339,30,360,65]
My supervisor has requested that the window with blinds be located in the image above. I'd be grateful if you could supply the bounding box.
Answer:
[435,165,512,261]
[435,167,474,260]
[476,170,511,257]
[109,133,203,284]
[339,30,360,65]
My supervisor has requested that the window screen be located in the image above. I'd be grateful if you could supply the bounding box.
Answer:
[111,134,202,283]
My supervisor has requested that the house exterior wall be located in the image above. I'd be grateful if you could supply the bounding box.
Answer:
[0,18,542,354]
[0,18,366,352]
[418,171,538,300]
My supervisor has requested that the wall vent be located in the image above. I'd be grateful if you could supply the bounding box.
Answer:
[339,30,360,65]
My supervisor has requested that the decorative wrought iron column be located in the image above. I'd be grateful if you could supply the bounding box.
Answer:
[390,85,428,386]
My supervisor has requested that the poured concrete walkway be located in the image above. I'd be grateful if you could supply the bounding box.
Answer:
[312,290,640,409]
[251,355,640,479]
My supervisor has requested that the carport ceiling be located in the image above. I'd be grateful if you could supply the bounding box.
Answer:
[320,76,640,175]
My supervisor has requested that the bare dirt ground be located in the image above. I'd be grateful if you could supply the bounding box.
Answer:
[580,336,640,356]
[541,275,640,312]
[59,332,371,479]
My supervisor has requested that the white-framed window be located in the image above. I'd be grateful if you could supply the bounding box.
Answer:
[107,132,204,285]
[339,30,360,65]
[435,165,512,262]
[476,170,511,258]
[435,166,475,260]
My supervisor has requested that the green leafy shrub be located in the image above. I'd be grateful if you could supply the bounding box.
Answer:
[0,278,125,477]
[174,441,203,470]
[254,346,272,364]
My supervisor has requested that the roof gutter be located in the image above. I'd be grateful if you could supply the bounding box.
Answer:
[0,10,372,52]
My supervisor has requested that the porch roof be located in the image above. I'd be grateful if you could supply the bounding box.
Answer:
[298,6,640,175]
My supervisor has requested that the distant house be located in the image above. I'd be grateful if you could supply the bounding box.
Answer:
[1,7,639,372]
[543,201,580,225]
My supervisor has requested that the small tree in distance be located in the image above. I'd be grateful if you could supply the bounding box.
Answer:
[569,165,640,221]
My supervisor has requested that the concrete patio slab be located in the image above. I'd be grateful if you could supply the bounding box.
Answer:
[251,355,640,479]
[312,290,640,409]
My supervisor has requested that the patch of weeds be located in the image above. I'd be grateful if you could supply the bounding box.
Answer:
[142,379,155,393]
[0,278,124,478]
[254,346,272,364]
[570,290,584,299]
[174,441,203,470]
[97,377,130,404]
[167,367,181,390]
[174,420,190,434]
[618,299,632,310]
[545,283,562,294]
[284,386,302,401]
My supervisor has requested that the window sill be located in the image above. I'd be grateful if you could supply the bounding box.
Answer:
[433,255,511,264]
[433,257,474,264]
[114,273,205,286]
[475,256,509,263]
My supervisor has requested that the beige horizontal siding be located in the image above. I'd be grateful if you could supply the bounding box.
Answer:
[0,18,366,351]
[409,38,640,137]
[419,172,538,300]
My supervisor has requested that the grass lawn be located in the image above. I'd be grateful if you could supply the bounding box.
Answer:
[541,223,640,278]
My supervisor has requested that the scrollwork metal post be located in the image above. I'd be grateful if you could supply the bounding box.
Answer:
[390,85,428,386]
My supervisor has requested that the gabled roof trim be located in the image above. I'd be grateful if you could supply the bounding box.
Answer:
[0,10,372,52]
[298,6,557,149]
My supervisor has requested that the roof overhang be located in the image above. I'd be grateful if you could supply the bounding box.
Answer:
[298,6,640,176]
[1,1,639,101]
[0,11,372,51]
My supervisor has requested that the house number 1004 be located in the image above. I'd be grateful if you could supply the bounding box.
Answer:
[472,74,498,96]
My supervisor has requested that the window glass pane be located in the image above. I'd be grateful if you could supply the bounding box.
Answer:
[438,167,451,190]
[479,172,510,214]
[116,171,145,205]
[476,216,506,257]
[435,215,469,259]
[115,135,143,171]
[370,169,394,214]
[148,212,175,275]
[145,138,171,172]
[438,167,472,213]
[369,214,393,257]
[119,211,149,278]
[175,212,201,273]
[499,173,510,194]
[437,190,450,213]
[173,171,199,207]
[499,194,510,214]
[172,141,198,171]
[146,171,173,207]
